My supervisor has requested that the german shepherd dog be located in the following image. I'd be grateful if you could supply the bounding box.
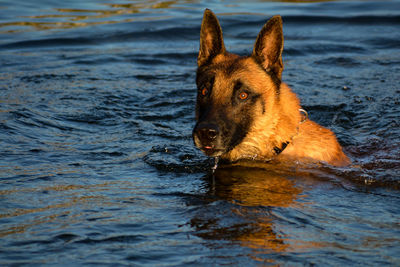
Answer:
[192,9,350,167]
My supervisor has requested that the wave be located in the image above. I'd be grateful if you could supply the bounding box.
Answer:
[2,14,399,50]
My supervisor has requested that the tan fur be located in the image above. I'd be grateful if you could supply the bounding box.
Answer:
[195,9,350,167]
[223,79,350,166]
[225,78,349,166]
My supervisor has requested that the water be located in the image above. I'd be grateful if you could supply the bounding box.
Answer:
[1,0,399,265]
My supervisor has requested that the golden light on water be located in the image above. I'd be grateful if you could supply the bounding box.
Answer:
[0,0,338,33]
[0,0,185,33]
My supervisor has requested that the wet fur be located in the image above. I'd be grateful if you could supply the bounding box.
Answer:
[193,9,350,167]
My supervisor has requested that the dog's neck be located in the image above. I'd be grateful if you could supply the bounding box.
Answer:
[220,84,307,164]
[273,108,308,155]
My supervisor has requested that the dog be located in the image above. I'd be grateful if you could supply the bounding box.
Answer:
[192,9,350,167]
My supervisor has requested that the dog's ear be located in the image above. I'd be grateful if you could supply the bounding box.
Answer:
[252,15,284,80]
[198,9,226,67]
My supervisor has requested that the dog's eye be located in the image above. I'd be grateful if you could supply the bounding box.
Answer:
[201,88,208,96]
[239,92,248,100]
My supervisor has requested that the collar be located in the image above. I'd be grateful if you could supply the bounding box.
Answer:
[273,141,290,155]
[272,108,308,156]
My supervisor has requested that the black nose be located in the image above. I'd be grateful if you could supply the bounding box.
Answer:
[195,124,219,143]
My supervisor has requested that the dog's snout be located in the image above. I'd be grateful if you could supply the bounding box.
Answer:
[195,124,219,143]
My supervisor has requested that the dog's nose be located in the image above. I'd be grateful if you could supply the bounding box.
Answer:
[201,127,218,140]
[195,124,219,143]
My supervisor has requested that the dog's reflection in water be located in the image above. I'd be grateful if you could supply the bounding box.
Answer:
[191,165,305,255]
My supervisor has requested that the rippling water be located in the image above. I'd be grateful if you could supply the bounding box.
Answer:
[1,0,400,265]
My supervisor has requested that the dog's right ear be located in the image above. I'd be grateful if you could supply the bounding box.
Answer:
[198,9,226,67]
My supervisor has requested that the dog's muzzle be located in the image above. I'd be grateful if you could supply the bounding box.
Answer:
[193,123,223,156]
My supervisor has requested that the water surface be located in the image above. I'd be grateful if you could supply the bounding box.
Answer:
[0,0,399,265]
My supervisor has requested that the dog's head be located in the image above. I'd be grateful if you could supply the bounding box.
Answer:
[193,9,284,158]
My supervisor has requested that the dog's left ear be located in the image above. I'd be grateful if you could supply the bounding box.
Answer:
[198,9,226,67]
[252,15,284,80]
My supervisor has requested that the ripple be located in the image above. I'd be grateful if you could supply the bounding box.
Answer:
[314,57,362,67]
[1,1,400,266]
[143,144,212,173]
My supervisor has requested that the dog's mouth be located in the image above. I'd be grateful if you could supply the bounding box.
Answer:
[200,145,224,157]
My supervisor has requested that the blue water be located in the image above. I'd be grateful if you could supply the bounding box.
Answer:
[1,0,400,266]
